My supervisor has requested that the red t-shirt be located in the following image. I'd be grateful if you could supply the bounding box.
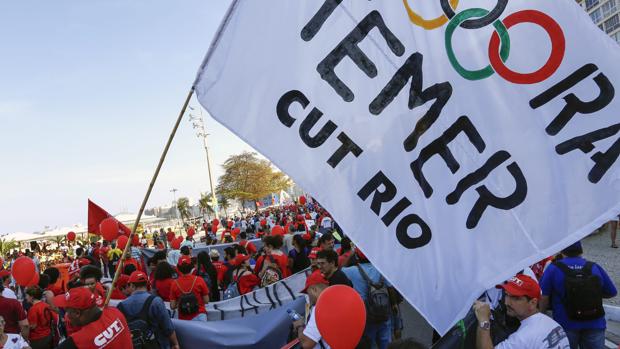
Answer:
[92,247,101,260]
[212,261,228,283]
[338,251,353,268]
[0,296,27,334]
[166,231,175,242]
[47,283,65,296]
[236,272,260,295]
[109,288,126,300]
[28,301,57,340]
[254,253,291,278]
[239,240,257,255]
[154,278,174,302]
[169,274,209,320]
[70,307,132,349]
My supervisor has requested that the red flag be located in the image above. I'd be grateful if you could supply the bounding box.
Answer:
[88,199,131,235]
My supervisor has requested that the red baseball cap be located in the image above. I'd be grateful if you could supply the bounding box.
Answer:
[128,271,148,284]
[498,274,541,299]
[231,254,250,267]
[301,270,328,293]
[177,255,193,268]
[53,288,96,310]
[308,247,320,260]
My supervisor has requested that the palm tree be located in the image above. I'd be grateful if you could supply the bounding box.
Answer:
[177,197,191,223]
[199,193,215,219]
[0,238,19,257]
[219,196,230,217]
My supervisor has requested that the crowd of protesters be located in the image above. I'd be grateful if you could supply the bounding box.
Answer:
[0,200,618,349]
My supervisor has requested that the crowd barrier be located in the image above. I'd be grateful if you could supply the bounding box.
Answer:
[107,268,311,322]
[172,296,305,348]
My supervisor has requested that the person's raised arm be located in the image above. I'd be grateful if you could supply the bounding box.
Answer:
[473,301,494,349]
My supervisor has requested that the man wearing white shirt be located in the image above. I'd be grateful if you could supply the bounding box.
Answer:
[473,274,570,349]
[293,270,330,349]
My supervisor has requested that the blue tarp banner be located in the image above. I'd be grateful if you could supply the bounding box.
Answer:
[173,296,306,348]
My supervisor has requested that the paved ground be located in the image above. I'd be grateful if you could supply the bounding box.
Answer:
[581,223,620,306]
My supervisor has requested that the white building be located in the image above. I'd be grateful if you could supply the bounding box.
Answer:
[577,0,620,43]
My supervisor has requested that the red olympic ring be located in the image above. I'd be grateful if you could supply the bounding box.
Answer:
[488,10,565,84]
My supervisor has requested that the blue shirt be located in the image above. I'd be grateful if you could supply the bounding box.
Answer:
[342,263,391,302]
[119,290,175,349]
[540,257,617,330]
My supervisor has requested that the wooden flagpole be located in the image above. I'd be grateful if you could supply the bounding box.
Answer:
[104,88,194,306]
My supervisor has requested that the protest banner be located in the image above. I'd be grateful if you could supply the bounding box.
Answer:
[194,0,620,333]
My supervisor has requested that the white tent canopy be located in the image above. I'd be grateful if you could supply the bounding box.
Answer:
[114,213,166,225]
[2,231,47,242]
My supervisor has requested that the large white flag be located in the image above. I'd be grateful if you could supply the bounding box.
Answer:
[195,0,620,333]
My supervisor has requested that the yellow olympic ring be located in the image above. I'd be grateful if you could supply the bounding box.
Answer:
[403,0,459,30]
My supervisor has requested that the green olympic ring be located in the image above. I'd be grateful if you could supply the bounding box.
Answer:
[445,8,510,81]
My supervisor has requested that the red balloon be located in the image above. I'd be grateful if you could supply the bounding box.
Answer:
[117,235,129,250]
[100,217,120,241]
[260,219,267,227]
[211,224,218,233]
[315,285,366,349]
[271,225,285,236]
[227,220,234,228]
[25,273,40,287]
[187,227,195,237]
[67,231,76,241]
[299,196,306,205]
[12,257,36,286]
[170,237,182,250]
[212,219,220,227]
[131,234,140,247]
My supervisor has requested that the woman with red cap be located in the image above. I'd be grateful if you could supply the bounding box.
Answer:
[230,255,260,295]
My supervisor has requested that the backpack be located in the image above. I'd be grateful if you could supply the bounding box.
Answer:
[117,295,160,349]
[196,266,213,290]
[553,261,605,321]
[44,307,60,349]
[175,277,200,315]
[260,255,283,287]
[356,264,391,324]
[223,270,242,300]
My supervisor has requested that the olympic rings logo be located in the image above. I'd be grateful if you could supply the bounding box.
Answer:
[403,0,566,84]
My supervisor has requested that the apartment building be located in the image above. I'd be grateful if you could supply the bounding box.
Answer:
[577,0,620,43]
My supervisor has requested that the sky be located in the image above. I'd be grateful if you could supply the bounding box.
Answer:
[0,1,262,233]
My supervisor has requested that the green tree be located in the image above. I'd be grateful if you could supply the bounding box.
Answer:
[176,197,191,222]
[216,152,290,209]
[199,193,215,218]
[0,238,19,256]
[219,196,230,216]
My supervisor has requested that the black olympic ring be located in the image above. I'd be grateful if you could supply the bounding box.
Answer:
[440,0,508,29]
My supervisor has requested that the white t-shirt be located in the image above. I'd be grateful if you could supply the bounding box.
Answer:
[2,333,29,349]
[2,287,17,299]
[496,313,570,349]
[303,307,331,349]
